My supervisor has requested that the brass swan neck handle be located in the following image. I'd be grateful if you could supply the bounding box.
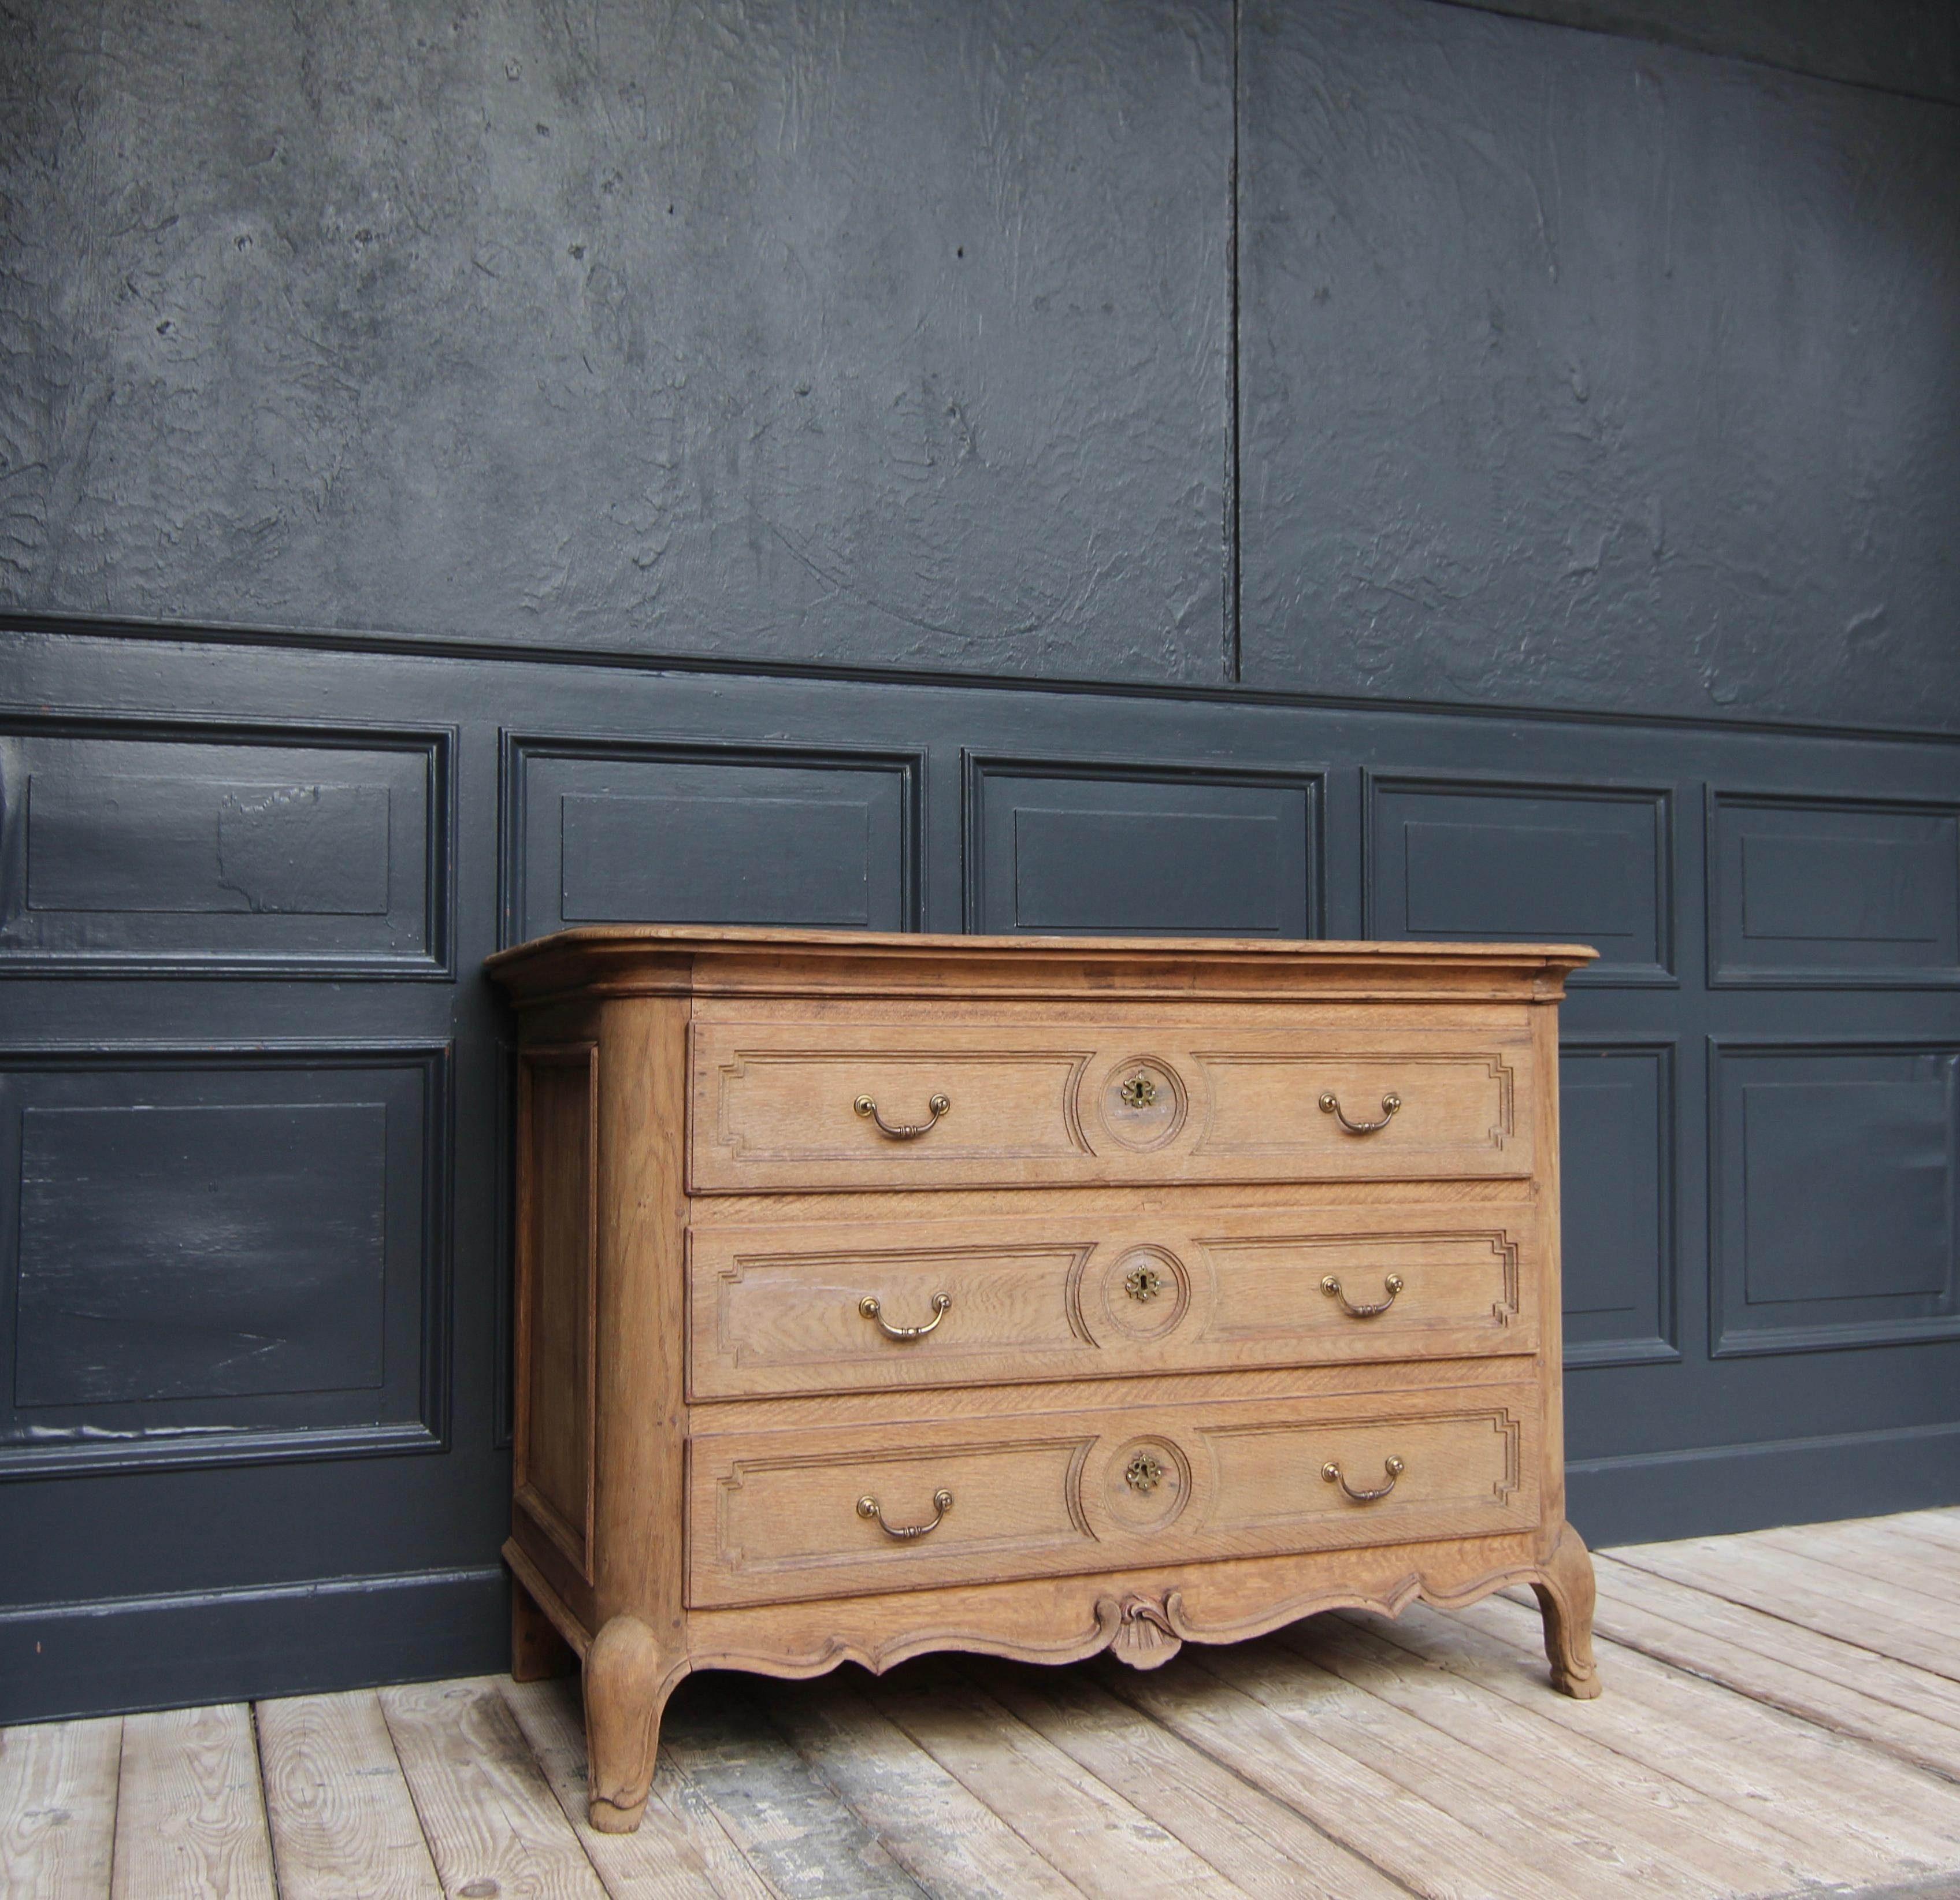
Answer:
[857,1489,953,1539]
[855,1092,951,1140]
[859,1292,951,1339]
[1322,1456,1405,1502]
[1321,1272,1404,1318]
[1319,1090,1401,1135]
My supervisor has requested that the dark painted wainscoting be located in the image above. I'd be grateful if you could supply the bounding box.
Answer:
[3,619,1957,1720]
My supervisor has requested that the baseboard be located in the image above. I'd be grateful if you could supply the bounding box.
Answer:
[0,1564,507,1725]
[1566,1421,1960,1548]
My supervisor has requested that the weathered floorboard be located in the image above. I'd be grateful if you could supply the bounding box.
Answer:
[0,1715,121,1900]
[110,1704,277,1900]
[257,1691,442,1900]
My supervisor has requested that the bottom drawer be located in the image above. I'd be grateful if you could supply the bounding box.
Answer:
[687,1381,1541,1607]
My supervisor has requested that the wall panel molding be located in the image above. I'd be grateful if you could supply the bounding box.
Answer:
[964,752,1324,937]
[1364,773,1675,984]
[500,734,923,947]
[1559,1040,1677,1365]
[1708,1038,1960,1357]
[0,711,452,979]
[0,1041,452,1479]
[1707,789,1960,989]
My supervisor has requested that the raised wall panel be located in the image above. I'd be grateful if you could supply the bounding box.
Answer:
[966,758,1320,936]
[1709,793,1960,986]
[1710,1043,1960,1356]
[0,721,448,975]
[1559,1045,1676,1364]
[0,1047,448,1476]
[504,740,919,944]
[1367,777,1671,984]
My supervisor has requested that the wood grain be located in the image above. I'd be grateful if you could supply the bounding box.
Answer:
[688,1203,1540,1400]
[0,1715,120,1900]
[500,1675,766,1900]
[492,927,1595,1828]
[111,1704,276,1900]
[255,1692,440,1899]
[378,1680,608,1900]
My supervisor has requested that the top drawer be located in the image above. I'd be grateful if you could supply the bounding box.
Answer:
[689,1015,1536,1192]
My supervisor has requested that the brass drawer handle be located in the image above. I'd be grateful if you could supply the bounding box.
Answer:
[1322,1455,1404,1502]
[857,1489,953,1539]
[1321,1272,1404,1318]
[854,1092,951,1140]
[1319,1091,1401,1135]
[859,1292,951,1339]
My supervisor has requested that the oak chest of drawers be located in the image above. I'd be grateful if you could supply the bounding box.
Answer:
[489,926,1602,1832]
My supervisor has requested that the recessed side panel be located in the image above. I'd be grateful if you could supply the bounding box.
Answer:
[0,722,445,974]
[1367,778,1671,984]
[1709,794,1960,986]
[504,740,919,943]
[1712,1043,1960,1356]
[0,1048,446,1477]
[514,1046,598,1579]
[967,759,1320,937]
[1559,1045,1676,1364]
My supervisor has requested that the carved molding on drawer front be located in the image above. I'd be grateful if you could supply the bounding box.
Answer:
[1190,1229,1523,1341]
[1196,1406,1524,1528]
[708,1047,1096,1161]
[1190,1050,1519,1157]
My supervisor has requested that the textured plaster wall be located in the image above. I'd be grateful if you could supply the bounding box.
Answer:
[1,0,1955,726]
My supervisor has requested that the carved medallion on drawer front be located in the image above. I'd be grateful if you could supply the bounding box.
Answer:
[1089,1244,1191,1342]
[1094,1057,1187,1151]
[1100,1434,1191,1535]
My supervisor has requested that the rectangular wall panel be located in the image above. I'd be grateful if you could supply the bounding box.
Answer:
[1558,1045,1676,1364]
[0,720,448,975]
[504,739,919,943]
[966,758,1320,936]
[1367,777,1671,983]
[0,1047,448,1476]
[1709,793,1960,986]
[1710,1043,1960,1355]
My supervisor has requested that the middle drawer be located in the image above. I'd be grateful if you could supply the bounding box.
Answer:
[688,1203,1540,1400]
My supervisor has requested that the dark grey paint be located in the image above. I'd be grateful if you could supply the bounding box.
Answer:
[17,1101,387,1405]
[1560,1045,1675,1364]
[506,741,919,940]
[0,725,447,974]
[0,0,1230,685]
[1708,794,1960,986]
[1239,0,1960,729]
[3,617,1959,1719]
[1442,0,1960,105]
[0,1044,447,1480]
[1366,779,1671,982]
[1,0,1957,1724]
[1712,1044,1960,1355]
[968,763,1318,936]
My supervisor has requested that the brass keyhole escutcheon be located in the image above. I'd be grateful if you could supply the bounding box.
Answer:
[1125,1264,1164,1303]
[1125,1452,1165,1494]
[1118,1071,1159,1110]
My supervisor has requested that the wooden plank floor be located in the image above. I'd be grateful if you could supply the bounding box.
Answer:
[8,1512,1960,1899]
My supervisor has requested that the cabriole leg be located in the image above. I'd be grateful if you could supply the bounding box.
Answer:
[584,1614,675,1833]
[1532,1523,1602,1699]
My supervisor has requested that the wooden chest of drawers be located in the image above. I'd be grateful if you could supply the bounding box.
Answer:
[489,927,1602,1833]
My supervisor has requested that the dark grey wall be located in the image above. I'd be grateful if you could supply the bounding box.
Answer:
[2,0,1957,1722]
[0,0,1230,682]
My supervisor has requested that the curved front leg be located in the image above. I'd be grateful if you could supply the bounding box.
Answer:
[584,1615,680,1832]
[1531,1523,1602,1699]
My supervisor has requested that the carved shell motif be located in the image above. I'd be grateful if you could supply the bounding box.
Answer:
[1097,1592,1185,1670]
